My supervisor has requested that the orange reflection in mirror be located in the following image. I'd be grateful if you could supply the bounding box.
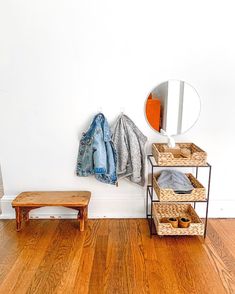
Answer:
[145,93,161,132]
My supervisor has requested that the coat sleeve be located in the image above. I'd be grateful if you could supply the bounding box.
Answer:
[112,119,129,176]
[93,126,107,174]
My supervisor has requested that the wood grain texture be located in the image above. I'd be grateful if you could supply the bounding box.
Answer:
[203,220,235,294]
[11,191,91,232]
[0,219,234,294]
[12,191,91,207]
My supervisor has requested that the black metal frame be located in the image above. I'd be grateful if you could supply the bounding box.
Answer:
[146,155,212,238]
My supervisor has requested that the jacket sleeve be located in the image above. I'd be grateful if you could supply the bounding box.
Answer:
[125,120,147,186]
[112,119,129,177]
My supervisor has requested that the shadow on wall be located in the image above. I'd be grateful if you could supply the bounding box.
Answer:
[0,165,4,198]
[0,165,3,215]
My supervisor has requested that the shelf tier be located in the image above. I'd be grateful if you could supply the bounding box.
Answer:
[147,185,208,203]
[146,155,212,238]
[147,154,211,168]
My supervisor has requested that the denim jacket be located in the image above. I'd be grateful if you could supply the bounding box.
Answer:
[76,113,117,185]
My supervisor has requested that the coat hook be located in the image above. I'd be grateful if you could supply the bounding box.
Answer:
[97,107,103,113]
[120,107,125,114]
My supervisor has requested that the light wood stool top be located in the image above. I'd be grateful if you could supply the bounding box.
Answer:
[12,191,91,232]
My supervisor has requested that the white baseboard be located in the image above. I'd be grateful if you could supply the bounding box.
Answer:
[0,194,146,219]
[1,194,235,219]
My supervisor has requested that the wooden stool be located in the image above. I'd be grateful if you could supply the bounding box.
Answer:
[11,191,91,232]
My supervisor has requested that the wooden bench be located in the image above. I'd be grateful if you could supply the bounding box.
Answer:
[12,191,91,232]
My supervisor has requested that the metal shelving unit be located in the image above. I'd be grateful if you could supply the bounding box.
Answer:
[146,154,212,238]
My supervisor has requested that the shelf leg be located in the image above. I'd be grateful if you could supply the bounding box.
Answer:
[204,165,212,238]
[146,187,148,219]
[150,165,154,237]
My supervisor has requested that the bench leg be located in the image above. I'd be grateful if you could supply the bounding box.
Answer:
[23,208,30,222]
[84,206,88,224]
[26,211,30,222]
[15,207,22,231]
[78,208,85,232]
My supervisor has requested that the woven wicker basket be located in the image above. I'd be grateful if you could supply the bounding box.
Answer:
[153,203,204,236]
[153,173,206,202]
[152,143,207,166]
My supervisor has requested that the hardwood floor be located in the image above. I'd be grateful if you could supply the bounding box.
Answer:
[0,219,234,294]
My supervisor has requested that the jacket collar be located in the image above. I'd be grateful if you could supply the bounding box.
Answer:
[87,113,111,141]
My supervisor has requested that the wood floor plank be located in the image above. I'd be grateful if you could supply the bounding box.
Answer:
[25,220,84,294]
[117,219,143,294]
[127,219,151,294]
[152,237,186,293]
[71,219,100,294]
[0,220,45,286]
[203,221,235,294]
[88,235,108,293]
[0,219,234,294]
[0,221,21,263]
[137,220,179,294]
[55,221,89,294]
[98,219,123,294]
[209,219,235,259]
[0,220,11,232]
[0,220,58,294]
[180,236,226,294]
[55,220,99,294]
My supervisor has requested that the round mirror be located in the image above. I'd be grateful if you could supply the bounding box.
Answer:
[145,80,201,136]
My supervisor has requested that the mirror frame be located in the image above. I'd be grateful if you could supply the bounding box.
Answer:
[144,80,201,137]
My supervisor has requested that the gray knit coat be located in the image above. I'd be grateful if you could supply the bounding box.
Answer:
[112,114,147,186]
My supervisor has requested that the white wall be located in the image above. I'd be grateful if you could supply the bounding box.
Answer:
[1,0,235,218]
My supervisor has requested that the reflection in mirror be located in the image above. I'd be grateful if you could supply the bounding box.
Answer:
[145,80,201,136]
